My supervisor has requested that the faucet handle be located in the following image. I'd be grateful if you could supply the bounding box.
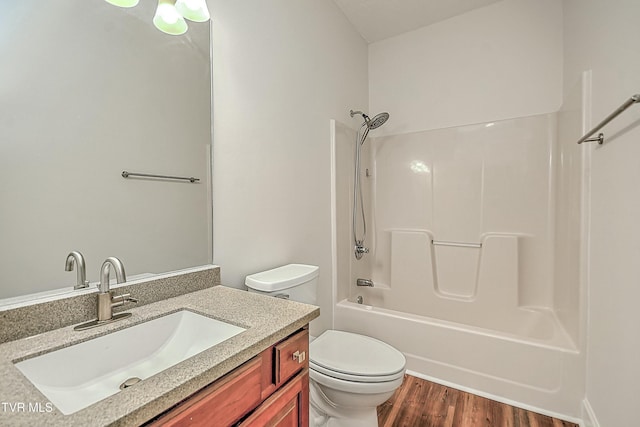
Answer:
[112,293,138,307]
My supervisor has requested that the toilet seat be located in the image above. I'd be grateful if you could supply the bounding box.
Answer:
[309,330,406,384]
[310,361,404,383]
[309,366,405,395]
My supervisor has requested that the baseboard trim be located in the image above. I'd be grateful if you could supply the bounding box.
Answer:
[581,398,600,427]
[405,369,583,426]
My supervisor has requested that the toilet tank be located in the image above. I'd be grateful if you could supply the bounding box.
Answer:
[245,264,319,305]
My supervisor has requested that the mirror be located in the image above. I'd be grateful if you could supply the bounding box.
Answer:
[0,1,212,301]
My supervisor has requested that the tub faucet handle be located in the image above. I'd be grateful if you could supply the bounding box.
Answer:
[355,244,369,260]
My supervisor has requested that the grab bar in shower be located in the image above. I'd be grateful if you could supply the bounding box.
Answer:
[121,171,200,183]
[432,240,482,248]
[577,94,640,144]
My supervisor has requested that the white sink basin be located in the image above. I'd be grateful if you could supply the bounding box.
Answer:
[15,310,246,415]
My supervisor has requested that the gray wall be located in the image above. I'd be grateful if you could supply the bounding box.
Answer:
[210,0,369,336]
[0,1,212,299]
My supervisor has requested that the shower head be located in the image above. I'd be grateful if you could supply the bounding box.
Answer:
[367,112,389,129]
[350,109,390,130]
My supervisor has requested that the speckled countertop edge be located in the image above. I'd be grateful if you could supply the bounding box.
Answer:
[0,266,221,344]
[0,286,319,427]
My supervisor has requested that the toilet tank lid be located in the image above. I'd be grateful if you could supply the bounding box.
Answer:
[245,264,319,292]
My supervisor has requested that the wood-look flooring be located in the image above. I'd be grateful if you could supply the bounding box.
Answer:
[377,375,579,427]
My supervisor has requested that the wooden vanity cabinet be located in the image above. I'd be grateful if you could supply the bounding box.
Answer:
[239,369,308,427]
[146,328,309,427]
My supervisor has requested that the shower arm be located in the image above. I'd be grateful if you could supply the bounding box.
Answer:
[350,110,372,129]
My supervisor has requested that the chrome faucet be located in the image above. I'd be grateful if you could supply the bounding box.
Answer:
[98,257,127,293]
[65,251,89,289]
[97,257,137,321]
[74,256,137,331]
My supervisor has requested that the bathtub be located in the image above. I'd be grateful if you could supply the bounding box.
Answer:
[330,116,584,421]
[334,299,583,421]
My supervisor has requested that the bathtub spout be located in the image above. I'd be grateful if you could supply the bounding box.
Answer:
[356,278,374,287]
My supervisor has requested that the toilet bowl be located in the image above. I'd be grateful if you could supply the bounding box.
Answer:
[308,330,405,426]
[245,264,406,426]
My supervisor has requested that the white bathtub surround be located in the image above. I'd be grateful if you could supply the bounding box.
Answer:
[330,112,583,419]
[367,114,558,315]
[352,10,576,417]
[336,114,564,332]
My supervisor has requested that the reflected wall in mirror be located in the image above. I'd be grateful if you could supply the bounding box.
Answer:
[0,1,212,301]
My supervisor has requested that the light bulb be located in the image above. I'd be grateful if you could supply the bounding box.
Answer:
[104,0,140,7]
[153,0,188,35]
[175,0,210,22]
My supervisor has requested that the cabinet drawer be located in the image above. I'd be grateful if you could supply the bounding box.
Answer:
[274,329,309,386]
[149,357,262,427]
[239,370,308,427]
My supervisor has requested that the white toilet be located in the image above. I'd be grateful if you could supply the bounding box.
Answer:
[245,264,406,427]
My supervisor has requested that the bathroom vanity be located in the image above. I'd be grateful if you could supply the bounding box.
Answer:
[0,283,319,427]
[147,329,310,426]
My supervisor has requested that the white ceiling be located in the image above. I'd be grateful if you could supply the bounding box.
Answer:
[333,0,501,43]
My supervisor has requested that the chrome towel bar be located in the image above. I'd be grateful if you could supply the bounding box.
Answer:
[121,171,200,183]
[432,240,482,248]
[577,94,640,144]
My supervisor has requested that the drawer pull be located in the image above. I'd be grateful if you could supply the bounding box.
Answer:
[275,330,309,384]
[292,350,306,364]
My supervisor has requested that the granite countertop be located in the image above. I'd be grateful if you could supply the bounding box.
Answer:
[0,286,319,427]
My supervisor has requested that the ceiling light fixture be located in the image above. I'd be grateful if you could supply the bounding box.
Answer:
[104,0,210,36]
[153,0,188,35]
[175,0,210,22]
[104,0,140,7]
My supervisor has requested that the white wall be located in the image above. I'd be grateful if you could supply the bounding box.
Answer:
[369,0,563,135]
[210,0,368,335]
[563,1,640,426]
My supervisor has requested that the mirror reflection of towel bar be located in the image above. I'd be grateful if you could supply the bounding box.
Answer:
[432,240,482,248]
[121,171,200,183]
